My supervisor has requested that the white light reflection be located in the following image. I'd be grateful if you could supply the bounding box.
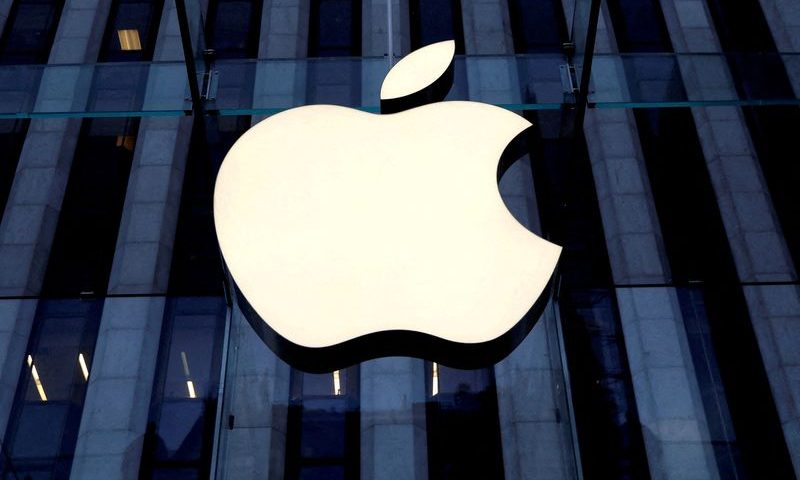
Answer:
[431,362,439,396]
[333,370,342,395]
[28,356,47,402]
[78,353,89,381]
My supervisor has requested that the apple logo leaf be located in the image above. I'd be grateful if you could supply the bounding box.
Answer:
[214,40,562,373]
[380,40,456,114]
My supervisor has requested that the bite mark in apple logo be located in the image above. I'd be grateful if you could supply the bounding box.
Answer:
[214,40,561,372]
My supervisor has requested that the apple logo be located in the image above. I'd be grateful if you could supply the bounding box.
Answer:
[214,40,561,372]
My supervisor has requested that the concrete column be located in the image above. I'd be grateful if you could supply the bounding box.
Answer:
[656,2,800,473]
[253,0,309,116]
[362,0,410,58]
[69,0,205,476]
[756,0,800,96]
[570,5,722,479]
[360,358,428,480]
[0,0,112,447]
[215,305,291,479]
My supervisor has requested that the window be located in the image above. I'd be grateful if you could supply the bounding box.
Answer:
[526,111,650,479]
[740,106,800,271]
[40,118,138,297]
[98,0,164,62]
[285,367,360,479]
[507,0,567,53]
[139,297,227,479]
[409,0,464,54]
[0,299,103,479]
[635,107,796,478]
[425,363,504,479]
[308,0,361,57]
[205,0,262,59]
[0,0,65,64]
[0,119,29,225]
[604,0,672,53]
[169,117,250,296]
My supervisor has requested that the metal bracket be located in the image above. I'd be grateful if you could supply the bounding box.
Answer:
[559,64,581,94]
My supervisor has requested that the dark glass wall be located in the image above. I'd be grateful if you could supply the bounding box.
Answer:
[40,118,139,297]
[507,0,567,53]
[0,119,29,225]
[139,297,227,479]
[0,299,103,479]
[0,0,65,64]
[634,107,795,479]
[205,0,262,59]
[409,0,464,53]
[168,117,249,296]
[527,111,650,479]
[308,0,361,57]
[425,363,504,479]
[98,0,164,62]
[285,368,360,479]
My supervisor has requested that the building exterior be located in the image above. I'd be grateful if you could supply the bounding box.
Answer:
[0,0,798,477]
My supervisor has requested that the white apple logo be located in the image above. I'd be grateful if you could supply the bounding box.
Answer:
[214,40,561,372]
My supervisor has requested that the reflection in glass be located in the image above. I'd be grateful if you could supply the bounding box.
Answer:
[308,0,361,57]
[139,297,227,479]
[0,119,29,225]
[507,0,568,53]
[527,111,650,478]
[0,0,65,64]
[285,367,360,479]
[169,117,250,295]
[206,0,262,58]
[636,107,795,478]
[425,363,504,479]
[409,0,464,54]
[99,0,164,62]
[40,118,139,297]
[0,299,103,479]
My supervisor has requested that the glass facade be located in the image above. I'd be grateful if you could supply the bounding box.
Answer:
[0,0,798,478]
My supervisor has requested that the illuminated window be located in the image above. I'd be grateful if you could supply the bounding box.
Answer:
[116,28,142,50]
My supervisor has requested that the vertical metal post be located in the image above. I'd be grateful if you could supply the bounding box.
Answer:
[174,0,204,115]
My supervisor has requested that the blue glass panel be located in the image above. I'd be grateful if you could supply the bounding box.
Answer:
[308,0,361,57]
[409,0,464,54]
[40,118,138,297]
[0,0,65,64]
[139,297,227,479]
[0,299,103,480]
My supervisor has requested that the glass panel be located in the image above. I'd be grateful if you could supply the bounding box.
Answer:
[425,364,504,479]
[635,107,796,477]
[0,0,65,64]
[168,117,250,295]
[0,298,103,479]
[40,118,138,297]
[139,297,227,479]
[740,105,800,272]
[507,0,568,54]
[205,0,262,59]
[0,118,29,224]
[98,0,165,62]
[308,0,361,57]
[285,367,360,479]
[409,0,465,54]
[527,112,650,477]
